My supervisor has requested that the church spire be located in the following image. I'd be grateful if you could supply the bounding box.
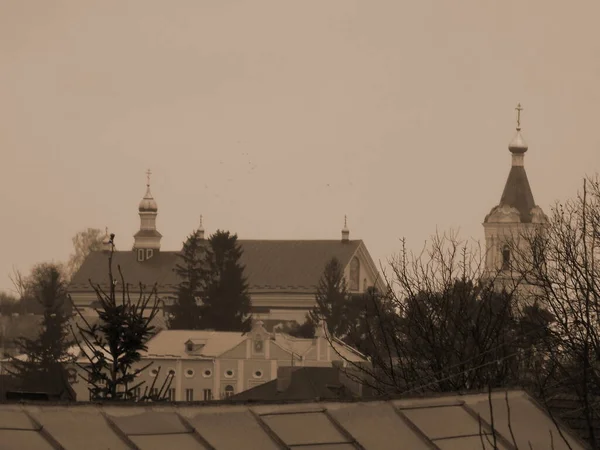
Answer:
[133,169,162,259]
[508,103,528,165]
[198,214,205,240]
[341,215,350,242]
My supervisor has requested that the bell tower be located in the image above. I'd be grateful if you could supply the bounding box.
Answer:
[133,169,162,261]
[483,104,547,290]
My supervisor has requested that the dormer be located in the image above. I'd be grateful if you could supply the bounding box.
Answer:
[184,339,206,354]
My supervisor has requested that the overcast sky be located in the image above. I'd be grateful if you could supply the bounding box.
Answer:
[1,0,598,293]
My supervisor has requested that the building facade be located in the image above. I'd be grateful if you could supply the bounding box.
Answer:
[68,319,368,402]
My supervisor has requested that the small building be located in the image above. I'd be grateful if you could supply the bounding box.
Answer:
[68,319,367,402]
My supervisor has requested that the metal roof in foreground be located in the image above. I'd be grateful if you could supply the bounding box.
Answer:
[0,390,588,450]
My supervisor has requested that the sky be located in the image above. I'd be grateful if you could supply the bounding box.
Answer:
[1,0,599,293]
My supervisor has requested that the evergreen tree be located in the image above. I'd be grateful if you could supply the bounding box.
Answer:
[168,229,206,329]
[7,263,74,396]
[309,257,350,338]
[200,230,252,332]
[72,234,162,401]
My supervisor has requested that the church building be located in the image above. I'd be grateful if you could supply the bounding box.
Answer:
[483,104,548,292]
[68,172,384,325]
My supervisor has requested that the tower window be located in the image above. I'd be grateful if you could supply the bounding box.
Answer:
[146,249,154,260]
[349,257,360,291]
[502,246,511,270]
[137,249,145,262]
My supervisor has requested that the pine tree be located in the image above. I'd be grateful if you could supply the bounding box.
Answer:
[309,257,351,338]
[168,229,206,329]
[72,234,162,401]
[8,263,74,396]
[200,230,252,332]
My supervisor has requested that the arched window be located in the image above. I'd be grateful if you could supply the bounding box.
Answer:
[224,385,235,398]
[502,246,511,270]
[349,257,360,291]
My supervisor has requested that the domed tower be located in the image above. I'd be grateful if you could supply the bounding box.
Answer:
[133,169,162,261]
[483,104,547,287]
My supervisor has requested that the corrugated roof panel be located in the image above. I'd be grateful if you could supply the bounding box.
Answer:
[327,402,430,450]
[467,392,584,450]
[30,408,129,450]
[130,434,208,450]
[261,411,349,446]
[0,410,36,430]
[436,435,510,450]
[108,411,188,435]
[183,409,280,450]
[401,405,482,440]
[0,430,55,450]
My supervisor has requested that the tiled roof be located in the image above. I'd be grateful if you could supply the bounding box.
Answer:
[68,240,363,293]
[143,330,247,359]
[230,367,358,402]
[0,390,588,449]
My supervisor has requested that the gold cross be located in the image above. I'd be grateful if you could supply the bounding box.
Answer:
[515,103,524,130]
[146,169,152,186]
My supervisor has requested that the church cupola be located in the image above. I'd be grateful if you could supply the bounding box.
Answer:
[133,169,162,261]
[101,227,113,252]
[341,215,350,242]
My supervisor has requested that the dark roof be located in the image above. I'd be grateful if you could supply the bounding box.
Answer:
[133,229,162,238]
[230,367,357,402]
[0,390,587,449]
[69,240,363,293]
[498,166,536,223]
[545,393,600,448]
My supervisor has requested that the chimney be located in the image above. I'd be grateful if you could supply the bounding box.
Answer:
[276,366,299,393]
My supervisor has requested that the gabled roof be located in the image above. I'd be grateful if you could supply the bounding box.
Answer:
[68,239,364,294]
[142,330,247,359]
[0,390,587,449]
[230,367,357,402]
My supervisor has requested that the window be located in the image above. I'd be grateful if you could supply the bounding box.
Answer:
[167,388,176,401]
[185,389,194,402]
[203,389,213,401]
[186,343,194,352]
[137,248,145,262]
[67,368,78,384]
[202,369,212,378]
[363,278,368,292]
[185,368,195,378]
[502,245,511,270]
[224,369,234,378]
[349,257,360,291]
[253,339,264,353]
[224,385,234,398]
[253,370,263,379]
[150,368,158,377]
[134,387,141,400]
[168,369,176,377]
[150,387,159,397]
[146,248,154,260]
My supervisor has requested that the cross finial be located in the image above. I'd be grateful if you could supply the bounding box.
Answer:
[146,169,152,186]
[199,214,204,229]
[105,226,109,235]
[344,215,347,228]
[515,103,524,130]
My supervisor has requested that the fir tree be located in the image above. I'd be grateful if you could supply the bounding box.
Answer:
[8,263,74,396]
[200,230,252,332]
[168,229,206,329]
[309,257,351,338]
[72,234,162,401]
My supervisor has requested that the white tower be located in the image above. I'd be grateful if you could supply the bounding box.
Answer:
[483,104,547,290]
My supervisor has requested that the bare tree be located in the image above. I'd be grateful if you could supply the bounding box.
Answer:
[66,228,105,281]
[509,175,600,448]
